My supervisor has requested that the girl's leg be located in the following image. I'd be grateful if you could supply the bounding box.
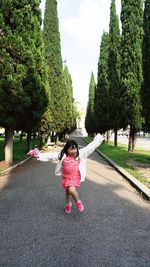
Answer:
[66,187,84,213]
[66,187,79,203]
[66,188,72,205]
[65,187,74,214]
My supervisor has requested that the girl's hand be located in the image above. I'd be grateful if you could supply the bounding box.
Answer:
[94,133,104,143]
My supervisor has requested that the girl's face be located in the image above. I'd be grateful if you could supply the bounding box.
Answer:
[68,146,77,157]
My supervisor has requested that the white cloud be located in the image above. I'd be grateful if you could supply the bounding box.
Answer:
[62,0,104,52]
[62,0,121,52]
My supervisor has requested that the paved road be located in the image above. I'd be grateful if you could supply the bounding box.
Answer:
[0,138,150,267]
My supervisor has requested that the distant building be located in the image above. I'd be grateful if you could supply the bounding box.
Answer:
[70,101,87,137]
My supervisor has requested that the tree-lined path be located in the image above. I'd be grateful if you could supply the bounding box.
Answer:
[0,138,150,267]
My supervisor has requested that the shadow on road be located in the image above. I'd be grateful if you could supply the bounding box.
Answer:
[0,144,150,267]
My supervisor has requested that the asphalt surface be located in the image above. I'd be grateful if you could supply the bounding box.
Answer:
[0,138,150,267]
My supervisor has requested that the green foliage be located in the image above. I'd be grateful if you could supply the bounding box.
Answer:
[0,0,49,131]
[108,0,121,131]
[142,0,150,132]
[99,142,149,186]
[0,136,40,164]
[120,0,144,133]
[63,65,77,134]
[94,32,110,133]
[43,0,66,134]
[85,72,96,136]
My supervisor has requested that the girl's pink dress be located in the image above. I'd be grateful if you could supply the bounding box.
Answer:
[62,156,81,188]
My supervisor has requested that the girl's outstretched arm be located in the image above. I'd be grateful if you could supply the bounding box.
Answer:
[79,133,103,159]
[27,148,59,161]
[37,152,59,162]
[27,148,61,176]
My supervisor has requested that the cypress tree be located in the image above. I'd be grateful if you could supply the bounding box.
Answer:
[85,72,96,136]
[120,0,143,152]
[142,0,150,132]
[0,0,49,162]
[63,65,77,135]
[43,0,66,137]
[0,0,26,163]
[94,32,110,134]
[18,4,49,146]
[108,0,121,146]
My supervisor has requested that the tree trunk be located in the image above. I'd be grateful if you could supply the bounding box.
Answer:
[114,128,118,147]
[27,131,32,151]
[132,133,136,151]
[5,128,14,164]
[128,129,136,152]
[106,130,111,143]
[128,134,132,152]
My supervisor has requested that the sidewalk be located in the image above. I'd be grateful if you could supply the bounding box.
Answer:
[0,137,150,266]
[96,150,150,201]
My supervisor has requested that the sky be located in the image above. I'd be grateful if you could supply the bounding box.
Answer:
[40,0,121,108]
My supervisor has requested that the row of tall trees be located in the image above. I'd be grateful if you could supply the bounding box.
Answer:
[43,0,77,140]
[142,0,150,133]
[0,0,78,163]
[121,0,143,151]
[0,0,49,163]
[85,0,149,152]
[94,32,110,136]
[85,72,95,136]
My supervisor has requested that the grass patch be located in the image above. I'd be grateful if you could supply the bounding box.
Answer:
[84,136,150,187]
[0,136,40,162]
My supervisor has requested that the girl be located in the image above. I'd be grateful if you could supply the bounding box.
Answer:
[27,134,103,214]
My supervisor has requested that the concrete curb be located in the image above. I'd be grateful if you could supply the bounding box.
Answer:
[97,149,150,201]
[0,157,31,176]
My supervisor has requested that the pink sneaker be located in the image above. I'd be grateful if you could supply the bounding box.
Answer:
[76,201,84,212]
[65,203,72,214]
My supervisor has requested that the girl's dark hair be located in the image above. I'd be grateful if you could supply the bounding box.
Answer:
[59,139,79,160]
